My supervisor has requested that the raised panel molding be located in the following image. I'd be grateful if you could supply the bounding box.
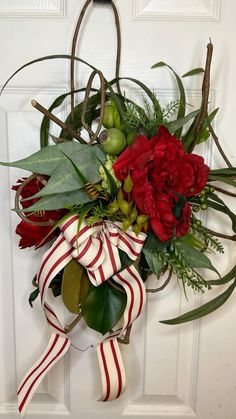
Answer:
[133,0,221,21]
[0,0,65,18]
[0,87,70,416]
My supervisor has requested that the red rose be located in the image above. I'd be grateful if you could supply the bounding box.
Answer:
[12,176,65,249]
[113,126,209,241]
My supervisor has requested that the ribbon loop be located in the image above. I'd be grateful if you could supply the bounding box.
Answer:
[18,216,147,416]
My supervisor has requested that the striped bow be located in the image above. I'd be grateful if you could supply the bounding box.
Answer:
[17,215,146,416]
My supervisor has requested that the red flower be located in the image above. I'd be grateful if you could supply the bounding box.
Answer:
[113,126,209,241]
[12,176,65,249]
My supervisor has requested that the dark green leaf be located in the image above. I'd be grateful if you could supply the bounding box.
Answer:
[152,61,186,137]
[174,239,220,275]
[208,265,236,286]
[160,279,236,324]
[142,248,164,279]
[206,193,236,232]
[182,68,205,78]
[28,288,39,308]
[143,231,170,253]
[81,281,127,335]
[172,194,186,222]
[165,109,200,133]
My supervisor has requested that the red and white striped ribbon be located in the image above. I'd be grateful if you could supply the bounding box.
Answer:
[17,215,146,416]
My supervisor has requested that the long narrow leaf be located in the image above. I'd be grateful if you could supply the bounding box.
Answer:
[182,68,204,78]
[160,279,236,325]
[152,61,186,137]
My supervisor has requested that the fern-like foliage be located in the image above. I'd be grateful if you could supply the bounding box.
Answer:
[190,223,224,254]
[157,242,212,293]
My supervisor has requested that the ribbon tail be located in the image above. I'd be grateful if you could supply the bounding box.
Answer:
[17,333,70,417]
[97,338,126,401]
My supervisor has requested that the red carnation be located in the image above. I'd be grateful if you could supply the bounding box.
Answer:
[113,126,209,241]
[12,176,65,249]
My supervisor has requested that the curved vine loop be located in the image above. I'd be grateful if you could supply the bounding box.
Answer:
[70,0,121,120]
[81,69,106,143]
[15,175,55,227]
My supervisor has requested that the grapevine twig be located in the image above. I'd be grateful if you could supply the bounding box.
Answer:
[146,269,173,293]
[65,313,83,333]
[190,41,213,152]
[118,325,132,345]
[205,228,236,241]
[206,184,236,198]
[208,123,233,168]
[31,99,86,144]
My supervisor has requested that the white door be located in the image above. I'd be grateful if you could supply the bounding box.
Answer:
[0,1,236,418]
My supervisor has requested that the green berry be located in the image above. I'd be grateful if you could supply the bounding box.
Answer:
[100,128,126,156]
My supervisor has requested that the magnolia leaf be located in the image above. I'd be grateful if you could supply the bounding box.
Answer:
[81,281,127,335]
[182,68,205,78]
[174,239,220,276]
[160,279,236,325]
[142,248,164,279]
[21,189,91,212]
[62,260,91,313]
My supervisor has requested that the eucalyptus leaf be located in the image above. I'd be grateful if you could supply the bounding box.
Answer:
[0,142,91,174]
[21,189,91,212]
[81,281,127,335]
[160,279,236,325]
[143,231,170,253]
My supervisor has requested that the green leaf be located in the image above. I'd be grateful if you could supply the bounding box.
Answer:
[174,239,220,275]
[182,68,205,78]
[206,193,236,232]
[0,142,81,173]
[208,175,236,187]
[118,249,134,272]
[81,281,127,335]
[62,260,90,313]
[114,77,162,118]
[143,231,170,253]
[172,194,186,222]
[152,61,186,137]
[28,288,39,308]
[142,248,164,279]
[164,108,200,134]
[208,265,236,286]
[97,158,117,197]
[77,202,96,233]
[18,145,105,199]
[160,279,236,325]
[0,54,97,96]
[60,150,88,185]
[210,168,236,176]
[183,108,219,149]
[20,189,91,212]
